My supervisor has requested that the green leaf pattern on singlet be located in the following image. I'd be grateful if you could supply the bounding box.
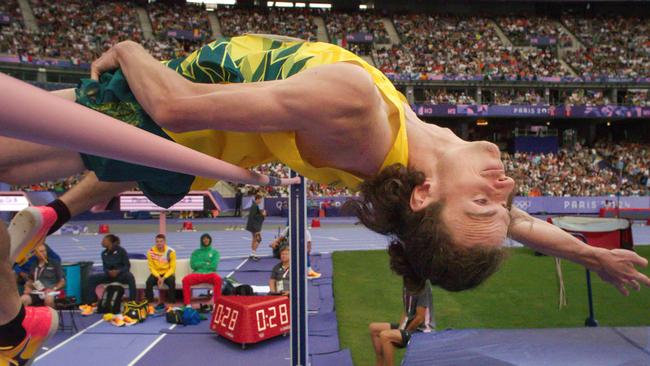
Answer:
[163,37,314,84]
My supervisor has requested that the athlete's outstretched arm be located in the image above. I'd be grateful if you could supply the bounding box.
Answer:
[509,207,650,296]
[92,41,379,134]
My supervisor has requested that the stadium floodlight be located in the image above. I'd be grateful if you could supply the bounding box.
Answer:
[275,1,294,6]
[309,2,332,8]
[360,4,368,9]
[295,2,306,7]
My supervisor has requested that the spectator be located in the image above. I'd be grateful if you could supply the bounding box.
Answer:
[246,194,266,262]
[181,233,222,308]
[84,235,136,308]
[234,187,243,217]
[269,244,290,296]
[146,234,177,306]
[368,281,435,366]
[20,244,65,308]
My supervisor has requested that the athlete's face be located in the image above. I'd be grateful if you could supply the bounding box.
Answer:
[101,237,112,250]
[156,237,166,250]
[412,141,516,248]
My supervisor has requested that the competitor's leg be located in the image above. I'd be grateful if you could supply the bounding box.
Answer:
[9,174,134,265]
[0,221,21,324]
[369,322,391,366]
[58,173,135,218]
[379,329,403,366]
[0,89,85,185]
[0,220,58,366]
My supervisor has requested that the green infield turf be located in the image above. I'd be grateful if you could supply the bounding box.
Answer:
[333,246,650,366]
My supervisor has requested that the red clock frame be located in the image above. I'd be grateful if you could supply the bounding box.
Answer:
[210,295,290,347]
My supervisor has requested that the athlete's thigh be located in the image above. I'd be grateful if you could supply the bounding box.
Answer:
[0,141,85,184]
[0,88,85,181]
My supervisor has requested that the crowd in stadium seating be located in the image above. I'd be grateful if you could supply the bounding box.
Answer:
[419,88,650,106]
[13,175,82,193]
[380,15,571,80]
[218,8,318,41]
[561,15,649,79]
[0,0,27,56]
[29,0,143,63]
[423,89,477,105]
[326,11,389,46]
[498,16,565,47]
[624,90,650,107]
[561,89,612,106]
[503,142,650,197]
[1,2,649,81]
[490,89,545,105]
[145,2,211,59]
[148,2,210,39]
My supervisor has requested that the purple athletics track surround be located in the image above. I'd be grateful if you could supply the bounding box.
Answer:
[33,254,352,366]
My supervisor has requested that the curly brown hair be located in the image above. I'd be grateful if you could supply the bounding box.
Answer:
[343,164,507,292]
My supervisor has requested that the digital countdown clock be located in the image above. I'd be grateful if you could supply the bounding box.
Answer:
[210,295,290,348]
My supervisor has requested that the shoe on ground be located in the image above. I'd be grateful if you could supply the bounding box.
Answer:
[9,207,57,265]
[307,270,322,279]
[111,315,125,327]
[249,255,260,262]
[123,316,137,326]
[79,305,95,316]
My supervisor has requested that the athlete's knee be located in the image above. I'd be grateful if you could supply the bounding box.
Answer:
[379,330,396,343]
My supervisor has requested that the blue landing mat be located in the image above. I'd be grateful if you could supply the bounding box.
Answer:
[403,327,650,366]
[312,349,354,366]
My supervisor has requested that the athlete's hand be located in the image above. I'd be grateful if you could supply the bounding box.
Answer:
[594,249,650,296]
[91,41,140,80]
[282,177,302,185]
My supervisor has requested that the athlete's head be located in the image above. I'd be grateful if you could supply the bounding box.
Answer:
[345,141,516,292]
[200,233,212,247]
[155,234,166,250]
[102,234,120,250]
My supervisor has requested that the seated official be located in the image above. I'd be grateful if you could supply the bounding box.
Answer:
[269,225,321,279]
[368,281,435,366]
[14,243,61,289]
[182,233,222,307]
[146,234,177,305]
[86,234,136,304]
[269,244,290,296]
[20,244,65,308]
